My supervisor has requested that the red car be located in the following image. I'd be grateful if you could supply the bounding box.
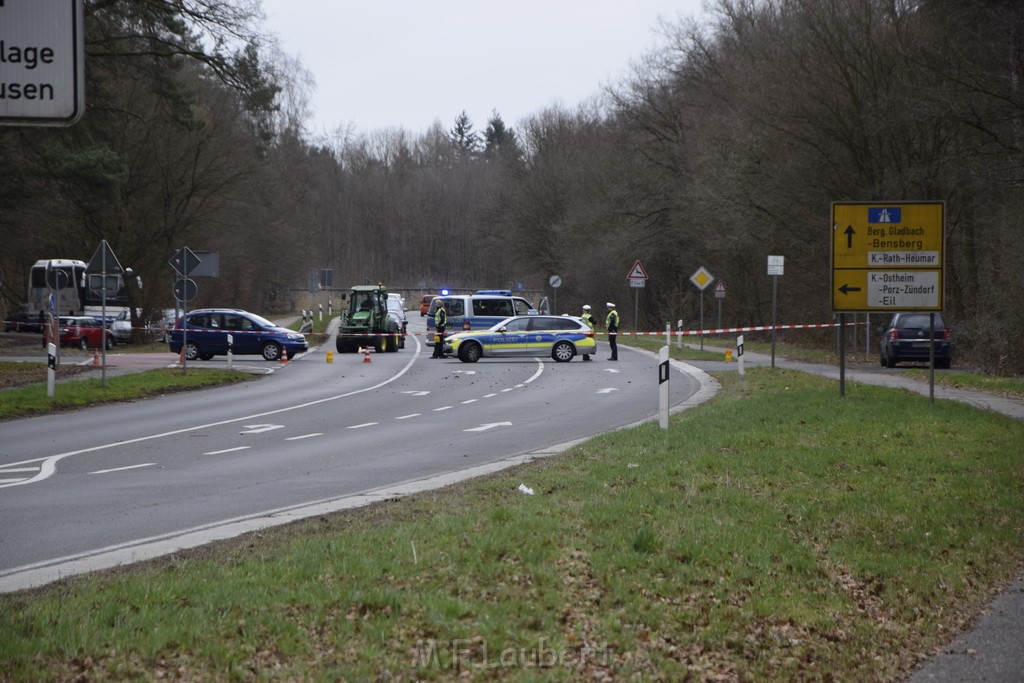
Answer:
[58,316,114,350]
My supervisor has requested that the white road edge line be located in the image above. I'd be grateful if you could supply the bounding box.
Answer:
[204,446,251,455]
[90,463,156,475]
[284,433,322,441]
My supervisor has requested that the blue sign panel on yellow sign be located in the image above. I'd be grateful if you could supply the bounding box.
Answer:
[867,207,901,224]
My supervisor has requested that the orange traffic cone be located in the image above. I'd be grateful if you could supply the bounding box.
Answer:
[362,346,372,363]
[92,348,101,366]
[280,347,289,365]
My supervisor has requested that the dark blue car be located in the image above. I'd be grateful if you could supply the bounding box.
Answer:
[879,312,952,369]
[168,308,308,362]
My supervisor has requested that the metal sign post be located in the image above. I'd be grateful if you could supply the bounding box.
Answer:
[169,246,202,372]
[767,256,784,369]
[689,267,714,350]
[627,260,648,335]
[87,239,127,387]
[714,281,726,328]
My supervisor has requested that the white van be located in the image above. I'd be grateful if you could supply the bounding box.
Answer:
[426,290,549,344]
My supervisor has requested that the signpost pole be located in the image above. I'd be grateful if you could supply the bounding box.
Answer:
[634,287,639,338]
[100,242,108,387]
[771,273,778,369]
[839,312,846,397]
[699,291,705,351]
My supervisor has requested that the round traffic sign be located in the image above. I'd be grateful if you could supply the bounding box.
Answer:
[549,274,562,288]
[173,277,197,303]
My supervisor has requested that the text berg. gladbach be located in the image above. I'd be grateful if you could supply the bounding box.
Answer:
[867,225,926,251]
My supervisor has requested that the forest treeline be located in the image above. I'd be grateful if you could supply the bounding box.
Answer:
[1,0,1021,373]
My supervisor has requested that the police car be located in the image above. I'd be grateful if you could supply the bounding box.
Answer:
[444,315,595,363]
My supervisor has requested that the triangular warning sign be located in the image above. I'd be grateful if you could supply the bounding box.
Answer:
[86,239,125,274]
[627,259,648,280]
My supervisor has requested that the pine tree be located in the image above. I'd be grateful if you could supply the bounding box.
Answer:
[483,110,521,160]
[448,111,480,158]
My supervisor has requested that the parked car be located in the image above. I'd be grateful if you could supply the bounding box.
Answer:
[444,314,595,363]
[58,316,114,350]
[879,312,952,369]
[168,308,308,362]
[386,297,408,348]
[107,309,134,344]
[388,292,406,311]
[3,304,44,333]
[148,308,180,343]
[419,294,438,317]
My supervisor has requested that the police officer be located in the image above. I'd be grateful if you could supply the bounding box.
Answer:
[431,300,448,358]
[580,304,595,361]
[606,302,619,361]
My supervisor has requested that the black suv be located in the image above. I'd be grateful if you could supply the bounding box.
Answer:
[879,312,952,369]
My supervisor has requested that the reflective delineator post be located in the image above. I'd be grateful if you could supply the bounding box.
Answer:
[47,342,56,398]
[737,335,745,376]
[658,346,670,430]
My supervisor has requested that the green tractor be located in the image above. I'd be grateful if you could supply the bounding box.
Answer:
[336,284,403,353]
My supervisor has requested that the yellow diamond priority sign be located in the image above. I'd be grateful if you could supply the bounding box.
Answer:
[690,266,714,291]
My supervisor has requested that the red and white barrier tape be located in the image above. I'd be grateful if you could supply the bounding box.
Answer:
[402,321,855,338]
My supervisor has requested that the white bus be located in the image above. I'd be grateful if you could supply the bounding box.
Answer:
[27,259,129,321]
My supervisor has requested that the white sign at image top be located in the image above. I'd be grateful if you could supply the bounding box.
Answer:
[0,0,85,126]
[767,255,785,276]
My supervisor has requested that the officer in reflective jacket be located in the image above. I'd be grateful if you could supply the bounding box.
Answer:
[431,301,448,359]
[606,302,619,361]
[580,305,595,361]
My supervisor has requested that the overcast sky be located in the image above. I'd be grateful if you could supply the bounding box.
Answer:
[259,1,707,137]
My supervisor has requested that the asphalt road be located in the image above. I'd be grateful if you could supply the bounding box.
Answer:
[0,325,706,586]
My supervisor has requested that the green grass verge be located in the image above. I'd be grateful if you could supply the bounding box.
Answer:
[619,337,1024,398]
[0,367,253,418]
[892,369,1024,399]
[2,368,1021,680]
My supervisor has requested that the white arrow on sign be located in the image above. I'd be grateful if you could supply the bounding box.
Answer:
[604,368,620,373]
[597,388,619,394]
[401,390,430,396]
[240,424,285,434]
[464,422,512,432]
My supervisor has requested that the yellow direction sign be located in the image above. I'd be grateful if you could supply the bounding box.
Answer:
[831,201,944,312]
